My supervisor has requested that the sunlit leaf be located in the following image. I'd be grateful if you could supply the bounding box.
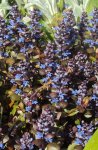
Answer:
[65,0,83,20]
[18,114,25,122]
[65,108,79,116]
[86,0,98,13]
[0,81,3,86]
[6,58,15,65]
[0,103,3,125]
[27,0,60,24]
[3,135,9,143]
[67,143,77,150]
[84,111,92,118]
[15,0,24,9]
[0,0,11,17]
[10,104,18,115]
[22,16,31,24]
[17,53,26,60]
[75,119,80,125]
[57,0,64,12]
[89,56,96,62]
[56,112,62,120]
[82,96,91,107]
[84,129,98,150]
[87,48,94,54]
[45,143,60,150]
[83,0,90,10]
[18,102,24,110]
[10,93,21,101]
[9,100,14,108]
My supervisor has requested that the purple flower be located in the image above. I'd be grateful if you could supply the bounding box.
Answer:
[84,39,93,44]
[49,63,54,67]
[15,89,22,94]
[77,125,81,130]
[19,37,25,43]
[47,72,52,78]
[10,79,15,83]
[0,42,2,46]
[29,25,33,29]
[23,81,29,87]
[51,83,58,88]
[59,93,65,99]
[4,35,9,39]
[32,100,38,104]
[20,47,26,53]
[75,138,82,145]
[42,77,48,82]
[9,20,15,26]
[25,106,32,112]
[52,77,59,82]
[0,143,4,149]
[4,52,9,57]
[15,74,23,80]
[63,18,68,23]
[17,28,24,33]
[62,52,71,57]
[92,95,98,101]
[45,137,53,143]
[51,98,58,103]
[72,89,78,95]
[35,132,43,139]
[16,17,21,22]
[95,19,98,23]
[40,64,46,69]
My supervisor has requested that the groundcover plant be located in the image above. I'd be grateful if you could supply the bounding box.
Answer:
[0,1,98,150]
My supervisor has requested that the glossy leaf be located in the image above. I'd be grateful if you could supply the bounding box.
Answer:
[57,0,64,12]
[45,143,60,150]
[10,104,18,115]
[6,58,15,65]
[26,0,59,23]
[15,0,24,9]
[0,0,11,16]
[84,129,98,150]
[86,0,98,13]
[67,143,77,150]
[65,0,83,20]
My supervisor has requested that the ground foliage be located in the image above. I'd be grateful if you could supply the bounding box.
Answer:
[0,4,98,150]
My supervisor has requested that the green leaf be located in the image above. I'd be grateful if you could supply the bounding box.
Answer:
[64,108,79,116]
[86,0,98,13]
[67,143,77,150]
[0,0,11,16]
[45,143,60,150]
[65,0,75,8]
[22,16,31,24]
[27,0,59,24]
[83,0,90,10]
[0,104,3,125]
[57,0,65,12]
[73,4,83,21]
[10,104,18,115]
[24,2,34,11]
[18,114,25,122]
[15,0,24,9]
[75,119,80,125]
[84,129,98,150]
[10,93,21,102]
[50,0,58,14]
[65,0,83,20]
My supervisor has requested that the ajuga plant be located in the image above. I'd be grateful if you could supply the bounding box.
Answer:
[79,11,89,48]
[0,3,98,150]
